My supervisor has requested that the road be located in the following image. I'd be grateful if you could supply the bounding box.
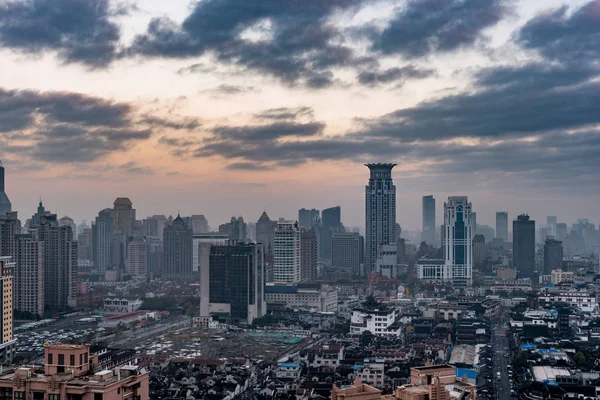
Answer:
[111,316,190,347]
[492,327,512,399]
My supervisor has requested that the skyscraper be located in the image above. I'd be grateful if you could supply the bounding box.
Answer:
[443,196,474,286]
[496,212,508,242]
[300,228,318,281]
[191,215,210,234]
[163,215,193,279]
[92,208,113,274]
[0,211,19,259]
[321,206,341,260]
[126,230,148,280]
[199,242,266,324]
[256,212,276,264]
[219,216,247,240]
[422,195,436,245]
[543,238,563,274]
[556,223,568,241]
[110,198,136,269]
[0,160,12,217]
[0,256,15,364]
[36,214,78,311]
[15,233,44,317]
[77,227,93,262]
[365,163,397,273]
[513,214,536,278]
[472,234,485,269]
[273,220,301,283]
[298,208,319,231]
[332,232,361,277]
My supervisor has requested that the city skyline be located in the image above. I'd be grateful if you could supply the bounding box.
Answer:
[1,0,599,230]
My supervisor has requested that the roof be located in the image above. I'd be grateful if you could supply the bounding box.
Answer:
[258,211,271,221]
[113,197,132,206]
[280,363,299,368]
[532,366,570,382]
[456,368,477,381]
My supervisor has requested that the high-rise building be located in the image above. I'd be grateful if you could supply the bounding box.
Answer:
[331,232,361,276]
[147,236,163,277]
[321,206,341,260]
[365,163,397,273]
[496,212,508,242]
[0,160,11,217]
[110,198,136,269]
[58,216,75,235]
[375,244,397,279]
[547,216,557,226]
[192,233,229,273]
[142,215,167,240]
[472,234,485,269]
[0,256,15,364]
[543,238,563,275]
[443,196,474,286]
[0,211,19,259]
[191,215,210,234]
[77,227,93,261]
[256,212,277,264]
[422,195,436,245]
[513,214,536,278]
[92,208,113,274]
[556,223,568,241]
[15,234,44,317]
[300,228,318,281]
[36,214,78,311]
[163,215,193,279]
[198,242,266,324]
[273,220,301,283]
[126,230,148,280]
[298,208,319,231]
[29,200,52,229]
[219,216,247,240]
[471,212,477,235]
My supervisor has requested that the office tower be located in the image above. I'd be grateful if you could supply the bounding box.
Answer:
[92,208,113,274]
[543,238,563,274]
[0,256,15,364]
[142,215,167,240]
[298,208,319,231]
[0,160,11,217]
[365,163,397,273]
[147,236,163,277]
[556,223,568,241]
[37,214,78,310]
[198,242,266,324]
[496,212,508,242]
[29,200,52,229]
[0,211,20,258]
[15,234,44,317]
[110,198,136,269]
[375,244,397,279]
[443,196,474,286]
[256,212,276,263]
[192,233,229,272]
[331,232,361,276]
[422,195,436,245]
[513,214,536,278]
[58,215,75,234]
[163,215,193,279]
[320,206,341,260]
[77,227,93,261]
[300,228,318,281]
[472,234,485,269]
[219,216,247,240]
[191,215,209,234]
[126,230,148,280]
[273,220,301,283]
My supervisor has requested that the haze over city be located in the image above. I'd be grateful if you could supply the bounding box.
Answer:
[1,0,599,229]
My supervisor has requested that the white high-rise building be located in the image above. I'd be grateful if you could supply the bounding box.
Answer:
[273,220,301,283]
[443,196,474,286]
[365,163,397,273]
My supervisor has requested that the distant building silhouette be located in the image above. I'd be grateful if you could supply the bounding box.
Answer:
[163,215,193,279]
[495,211,508,242]
[256,211,276,265]
[365,163,397,273]
[513,214,536,278]
[300,228,318,281]
[298,208,319,231]
[321,206,341,260]
[219,216,246,241]
[472,234,485,269]
[0,160,12,217]
[332,232,361,277]
[422,195,436,245]
[543,238,563,274]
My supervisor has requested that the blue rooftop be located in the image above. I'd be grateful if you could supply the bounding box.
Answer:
[280,363,299,368]
[456,369,477,381]
[521,343,537,350]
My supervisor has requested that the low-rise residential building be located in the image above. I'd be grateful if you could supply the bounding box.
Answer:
[104,297,143,313]
[417,259,451,282]
[0,344,149,400]
[350,302,402,336]
[551,269,574,284]
[537,289,597,312]
[299,344,344,368]
[276,363,301,380]
[355,359,385,387]
[265,282,338,312]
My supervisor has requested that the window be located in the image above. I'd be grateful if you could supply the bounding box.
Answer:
[48,353,53,365]
[94,394,103,400]
[49,395,60,400]
[70,354,75,366]
[58,354,65,365]
[14,393,25,400]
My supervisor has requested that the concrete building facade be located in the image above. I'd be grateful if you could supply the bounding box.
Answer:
[0,256,15,364]
[300,228,318,281]
[273,220,301,283]
[443,197,474,286]
[332,232,361,277]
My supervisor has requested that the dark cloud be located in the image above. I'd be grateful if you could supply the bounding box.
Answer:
[129,0,366,87]
[211,122,324,141]
[254,107,314,121]
[357,65,435,86]
[200,84,258,97]
[158,136,199,147]
[226,162,271,171]
[0,87,182,163]
[0,0,121,67]
[142,115,201,131]
[373,0,510,58]
[516,1,600,64]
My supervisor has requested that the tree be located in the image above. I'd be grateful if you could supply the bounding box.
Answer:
[574,352,586,366]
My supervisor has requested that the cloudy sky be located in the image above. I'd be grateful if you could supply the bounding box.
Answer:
[1,0,599,231]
